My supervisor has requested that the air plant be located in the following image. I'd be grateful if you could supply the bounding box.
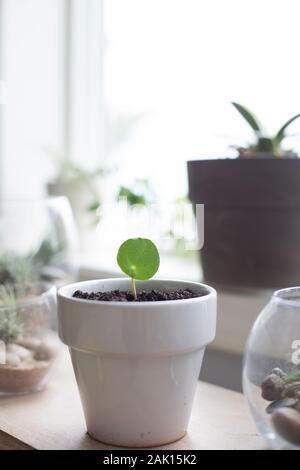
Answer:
[0,253,37,286]
[0,236,66,287]
[0,285,23,344]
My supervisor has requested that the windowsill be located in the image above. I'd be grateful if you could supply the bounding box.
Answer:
[80,253,272,356]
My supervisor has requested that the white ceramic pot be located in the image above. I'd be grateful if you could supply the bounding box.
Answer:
[58,278,217,447]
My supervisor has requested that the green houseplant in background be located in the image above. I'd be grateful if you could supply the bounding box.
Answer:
[116,178,155,207]
[231,102,300,157]
[47,111,147,250]
[188,102,300,288]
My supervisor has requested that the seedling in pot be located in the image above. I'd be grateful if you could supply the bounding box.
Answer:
[73,237,203,302]
[117,238,160,299]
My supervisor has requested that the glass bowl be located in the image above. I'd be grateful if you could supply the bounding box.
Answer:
[0,282,61,395]
[243,287,300,450]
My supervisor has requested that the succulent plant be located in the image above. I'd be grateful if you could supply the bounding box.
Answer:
[232,102,300,157]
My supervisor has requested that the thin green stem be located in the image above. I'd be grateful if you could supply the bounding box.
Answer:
[131,278,137,300]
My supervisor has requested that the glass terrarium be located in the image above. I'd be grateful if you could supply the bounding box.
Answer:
[243,287,300,450]
[0,282,61,395]
[0,197,79,287]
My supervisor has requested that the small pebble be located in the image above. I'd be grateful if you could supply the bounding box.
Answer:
[272,408,300,446]
[34,342,57,361]
[7,343,31,360]
[261,373,285,401]
[266,398,298,415]
[16,337,41,350]
[5,352,21,367]
[271,368,287,378]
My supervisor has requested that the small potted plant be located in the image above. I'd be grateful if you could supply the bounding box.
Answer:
[0,283,61,394]
[188,103,300,288]
[58,238,217,447]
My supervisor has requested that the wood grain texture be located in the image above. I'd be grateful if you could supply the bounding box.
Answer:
[0,349,265,450]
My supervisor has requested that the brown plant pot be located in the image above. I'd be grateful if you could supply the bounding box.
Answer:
[187,158,300,288]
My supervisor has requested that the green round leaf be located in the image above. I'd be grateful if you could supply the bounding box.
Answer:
[117,238,160,280]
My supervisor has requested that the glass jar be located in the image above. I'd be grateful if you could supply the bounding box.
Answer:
[0,197,79,286]
[243,287,300,450]
[0,282,61,395]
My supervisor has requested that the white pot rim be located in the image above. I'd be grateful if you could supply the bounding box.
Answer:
[58,277,217,355]
[58,277,216,308]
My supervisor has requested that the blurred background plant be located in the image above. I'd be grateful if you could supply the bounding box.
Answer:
[0,237,67,287]
[0,253,36,286]
[45,110,148,247]
[116,178,156,207]
[0,285,23,344]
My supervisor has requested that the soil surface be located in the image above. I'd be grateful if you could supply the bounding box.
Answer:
[73,288,204,302]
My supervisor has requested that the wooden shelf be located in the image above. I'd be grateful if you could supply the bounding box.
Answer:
[0,349,265,450]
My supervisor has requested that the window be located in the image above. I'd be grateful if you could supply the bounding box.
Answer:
[104,0,300,200]
[0,0,66,198]
[1,0,300,219]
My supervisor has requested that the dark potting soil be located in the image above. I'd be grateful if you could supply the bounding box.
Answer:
[72,288,204,302]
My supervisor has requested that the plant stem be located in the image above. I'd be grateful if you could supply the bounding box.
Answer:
[131,278,137,300]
